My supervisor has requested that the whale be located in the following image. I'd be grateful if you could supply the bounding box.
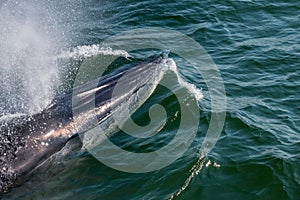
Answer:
[0,54,172,193]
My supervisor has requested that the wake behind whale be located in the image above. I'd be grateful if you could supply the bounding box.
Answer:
[0,54,175,193]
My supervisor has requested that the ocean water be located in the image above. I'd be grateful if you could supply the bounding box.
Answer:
[1,0,300,199]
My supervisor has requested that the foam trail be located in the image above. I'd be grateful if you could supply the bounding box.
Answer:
[56,45,131,60]
[164,58,205,200]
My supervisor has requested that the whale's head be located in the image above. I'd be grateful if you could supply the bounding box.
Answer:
[72,54,174,135]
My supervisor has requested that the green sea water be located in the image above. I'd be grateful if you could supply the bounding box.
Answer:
[1,0,299,199]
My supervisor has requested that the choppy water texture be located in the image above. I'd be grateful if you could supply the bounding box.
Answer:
[1,0,300,199]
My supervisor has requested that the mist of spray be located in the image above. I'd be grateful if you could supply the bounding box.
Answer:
[0,0,66,114]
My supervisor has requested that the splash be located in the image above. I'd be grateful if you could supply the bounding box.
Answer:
[167,58,204,101]
[56,45,131,60]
